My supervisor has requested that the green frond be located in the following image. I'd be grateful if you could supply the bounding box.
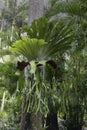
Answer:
[39,21,74,58]
[46,0,85,19]
[22,18,74,60]
[12,38,47,61]
[22,17,56,41]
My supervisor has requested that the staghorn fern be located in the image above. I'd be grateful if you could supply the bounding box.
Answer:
[12,38,47,61]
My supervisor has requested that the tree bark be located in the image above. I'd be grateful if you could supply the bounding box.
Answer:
[28,0,44,24]
[20,95,26,130]
[46,112,59,130]
[23,1,45,130]
[30,112,43,130]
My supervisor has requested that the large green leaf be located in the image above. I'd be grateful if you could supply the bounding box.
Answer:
[12,38,47,61]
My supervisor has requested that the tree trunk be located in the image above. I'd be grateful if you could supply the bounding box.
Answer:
[20,95,26,130]
[23,1,45,130]
[28,0,44,24]
[46,112,59,130]
[30,112,43,130]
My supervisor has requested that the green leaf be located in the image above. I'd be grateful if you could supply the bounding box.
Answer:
[12,38,47,61]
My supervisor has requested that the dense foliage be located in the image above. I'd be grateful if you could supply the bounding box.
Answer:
[0,0,87,130]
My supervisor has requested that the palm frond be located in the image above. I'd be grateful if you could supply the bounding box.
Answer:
[39,20,74,59]
[22,18,74,59]
[22,17,56,40]
[46,0,84,19]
